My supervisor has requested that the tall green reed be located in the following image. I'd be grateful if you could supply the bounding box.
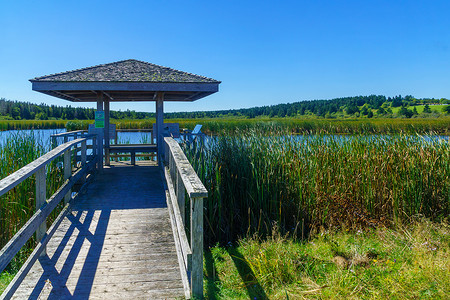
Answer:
[182,127,450,246]
[0,120,66,131]
[0,131,64,272]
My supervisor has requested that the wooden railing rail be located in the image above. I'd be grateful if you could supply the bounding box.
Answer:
[0,136,98,299]
[163,137,207,299]
[51,132,99,169]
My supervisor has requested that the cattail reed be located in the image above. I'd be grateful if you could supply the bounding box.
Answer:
[0,131,64,272]
[182,127,450,246]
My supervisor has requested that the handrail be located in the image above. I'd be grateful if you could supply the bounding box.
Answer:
[0,137,91,197]
[50,130,87,138]
[163,137,207,299]
[0,136,98,298]
[164,138,208,198]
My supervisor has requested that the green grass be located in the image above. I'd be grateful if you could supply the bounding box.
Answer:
[183,128,450,246]
[204,219,449,299]
[0,272,15,294]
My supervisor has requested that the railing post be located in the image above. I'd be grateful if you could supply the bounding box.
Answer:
[64,149,72,205]
[93,136,97,157]
[51,136,57,149]
[176,170,185,224]
[81,140,87,183]
[191,196,204,298]
[170,151,176,181]
[73,133,78,167]
[35,167,46,257]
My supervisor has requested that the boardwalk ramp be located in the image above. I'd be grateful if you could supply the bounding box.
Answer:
[10,162,184,299]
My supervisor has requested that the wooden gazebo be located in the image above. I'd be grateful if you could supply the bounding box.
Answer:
[30,59,220,165]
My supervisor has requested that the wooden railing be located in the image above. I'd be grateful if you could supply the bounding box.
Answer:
[163,137,208,299]
[0,136,98,299]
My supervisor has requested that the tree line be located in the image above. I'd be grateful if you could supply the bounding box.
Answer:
[0,98,155,120]
[1,95,449,121]
[168,95,450,119]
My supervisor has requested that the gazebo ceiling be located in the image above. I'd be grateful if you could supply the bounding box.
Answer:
[30,59,221,102]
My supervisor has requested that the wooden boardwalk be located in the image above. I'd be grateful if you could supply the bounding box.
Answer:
[11,161,184,299]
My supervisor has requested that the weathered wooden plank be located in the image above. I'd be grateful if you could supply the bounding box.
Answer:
[50,130,86,138]
[109,144,157,151]
[32,81,220,93]
[0,138,90,197]
[53,219,172,233]
[104,99,110,166]
[165,190,192,299]
[48,235,174,255]
[191,196,204,298]
[22,264,181,285]
[63,149,71,205]
[46,241,176,257]
[25,265,180,279]
[164,137,208,198]
[177,168,186,224]
[13,284,184,300]
[35,167,46,257]
[156,93,164,160]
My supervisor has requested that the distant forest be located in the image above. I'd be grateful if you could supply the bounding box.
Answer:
[1,95,449,121]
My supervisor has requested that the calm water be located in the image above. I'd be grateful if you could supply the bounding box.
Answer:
[0,129,155,149]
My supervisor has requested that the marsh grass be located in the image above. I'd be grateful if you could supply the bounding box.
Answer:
[183,127,450,246]
[0,120,66,131]
[111,117,450,135]
[205,219,449,299]
[3,117,450,135]
[0,131,64,276]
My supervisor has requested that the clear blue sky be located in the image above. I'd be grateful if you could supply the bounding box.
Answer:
[0,0,449,113]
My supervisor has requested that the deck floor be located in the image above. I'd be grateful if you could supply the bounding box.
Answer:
[12,161,184,299]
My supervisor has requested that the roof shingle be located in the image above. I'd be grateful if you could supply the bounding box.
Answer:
[31,59,220,83]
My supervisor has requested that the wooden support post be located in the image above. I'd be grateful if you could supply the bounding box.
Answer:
[73,133,78,167]
[51,136,57,149]
[92,136,97,157]
[81,140,87,183]
[104,100,110,166]
[97,97,104,170]
[81,141,87,167]
[170,151,175,180]
[114,130,119,162]
[63,149,71,205]
[191,197,204,298]
[176,170,186,225]
[35,167,46,257]
[156,92,164,164]
[131,151,136,165]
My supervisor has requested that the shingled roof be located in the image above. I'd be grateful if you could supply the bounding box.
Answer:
[31,59,220,83]
[30,59,220,102]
